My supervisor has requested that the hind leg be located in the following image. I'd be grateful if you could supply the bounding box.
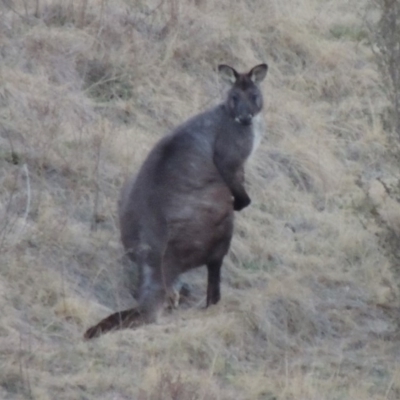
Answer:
[136,261,172,322]
[206,259,222,307]
[205,227,233,307]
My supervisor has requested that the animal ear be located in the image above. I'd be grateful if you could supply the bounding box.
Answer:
[249,63,268,84]
[218,65,238,85]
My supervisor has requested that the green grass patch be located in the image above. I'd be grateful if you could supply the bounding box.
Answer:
[329,24,367,41]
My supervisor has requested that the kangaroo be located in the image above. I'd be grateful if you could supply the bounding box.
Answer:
[84,63,268,339]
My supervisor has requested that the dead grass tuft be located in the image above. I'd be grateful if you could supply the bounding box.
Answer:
[0,0,399,399]
[138,369,217,400]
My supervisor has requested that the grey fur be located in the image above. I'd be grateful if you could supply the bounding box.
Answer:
[84,63,268,339]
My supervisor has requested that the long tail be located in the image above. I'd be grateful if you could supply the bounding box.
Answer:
[84,307,143,339]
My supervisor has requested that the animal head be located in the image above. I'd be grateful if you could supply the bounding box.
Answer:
[218,63,268,126]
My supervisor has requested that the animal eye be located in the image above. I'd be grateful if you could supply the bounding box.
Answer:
[231,94,239,104]
[251,93,259,102]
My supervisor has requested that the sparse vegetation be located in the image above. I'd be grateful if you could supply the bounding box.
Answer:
[373,0,400,138]
[1,0,400,399]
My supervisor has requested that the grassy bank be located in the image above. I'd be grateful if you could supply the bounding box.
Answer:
[1,1,399,399]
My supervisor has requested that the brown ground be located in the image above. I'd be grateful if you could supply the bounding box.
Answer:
[1,1,400,399]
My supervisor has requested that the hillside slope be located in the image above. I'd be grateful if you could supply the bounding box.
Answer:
[1,1,400,399]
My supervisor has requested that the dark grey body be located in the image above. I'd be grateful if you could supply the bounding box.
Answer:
[84,64,268,339]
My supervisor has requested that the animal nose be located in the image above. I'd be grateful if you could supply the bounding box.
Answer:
[238,114,253,126]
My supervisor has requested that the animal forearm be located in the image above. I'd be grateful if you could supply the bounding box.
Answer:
[216,166,251,211]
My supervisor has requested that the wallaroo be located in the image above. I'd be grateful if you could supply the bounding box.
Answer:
[84,63,268,339]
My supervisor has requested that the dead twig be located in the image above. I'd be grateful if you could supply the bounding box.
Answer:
[18,163,31,237]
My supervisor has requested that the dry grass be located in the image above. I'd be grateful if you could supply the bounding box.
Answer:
[1,0,400,399]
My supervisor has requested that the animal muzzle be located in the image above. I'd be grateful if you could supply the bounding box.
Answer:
[235,114,253,126]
